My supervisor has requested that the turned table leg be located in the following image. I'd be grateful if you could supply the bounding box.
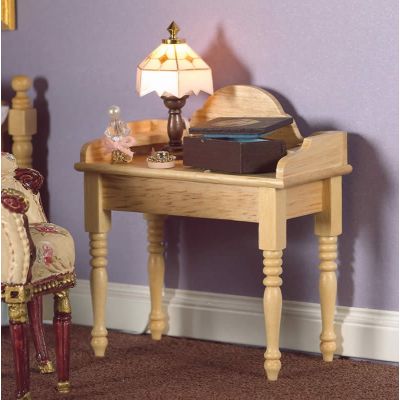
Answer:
[144,214,166,340]
[259,188,286,381]
[89,232,109,356]
[84,172,111,357]
[263,250,284,381]
[318,236,338,361]
[315,176,342,362]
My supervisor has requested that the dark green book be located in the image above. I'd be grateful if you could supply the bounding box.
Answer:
[189,116,293,136]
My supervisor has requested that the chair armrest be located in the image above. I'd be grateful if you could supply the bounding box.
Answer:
[13,167,47,222]
[1,153,47,223]
[15,168,44,195]
[1,189,34,285]
[1,168,47,224]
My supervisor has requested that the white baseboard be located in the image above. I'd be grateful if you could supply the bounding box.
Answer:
[65,280,398,362]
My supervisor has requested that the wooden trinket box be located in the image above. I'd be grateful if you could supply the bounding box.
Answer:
[183,117,292,174]
[183,136,286,174]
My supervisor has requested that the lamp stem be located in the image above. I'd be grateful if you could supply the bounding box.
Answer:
[161,95,188,159]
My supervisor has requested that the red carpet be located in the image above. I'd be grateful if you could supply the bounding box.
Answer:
[1,325,398,399]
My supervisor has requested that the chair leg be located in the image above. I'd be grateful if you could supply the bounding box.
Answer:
[27,296,55,373]
[8,303,31,400]
[53,290,72,394]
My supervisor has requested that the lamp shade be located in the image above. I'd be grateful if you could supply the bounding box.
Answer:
[136,26,213,98]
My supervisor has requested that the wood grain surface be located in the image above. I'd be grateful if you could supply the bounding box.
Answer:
[75,84,351,382]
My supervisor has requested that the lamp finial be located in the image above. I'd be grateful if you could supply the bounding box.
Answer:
[162,21,185,44]
[167,21,179,40]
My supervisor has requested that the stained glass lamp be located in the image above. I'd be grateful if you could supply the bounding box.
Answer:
[136,21,213,158]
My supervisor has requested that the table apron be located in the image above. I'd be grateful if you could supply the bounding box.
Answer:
[100,175,324,222]
[286,181,324,219]
[102,175,260,222]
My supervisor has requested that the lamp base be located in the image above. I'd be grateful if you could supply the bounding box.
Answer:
[162,95,188,160]
[162,144,183,159]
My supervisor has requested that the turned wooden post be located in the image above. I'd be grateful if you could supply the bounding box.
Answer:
[318,236,338,361]
[89,232,109,356]
[262,250,284,380]
[8,75,37,168]
[259,188,286,381]
[315,176,342,361]
[144,214,166,340]
[84,172,111,357]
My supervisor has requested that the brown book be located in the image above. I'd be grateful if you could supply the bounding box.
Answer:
[189,116,293,135]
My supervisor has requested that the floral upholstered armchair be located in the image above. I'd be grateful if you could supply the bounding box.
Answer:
[1,152,76,400]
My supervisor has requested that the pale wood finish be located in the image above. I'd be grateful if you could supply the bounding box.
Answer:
[8,75,37,168]
[317,236,338,361]
[76,157,282,188]
[76,155,351,190]
[315,176,342,236]
[286,181,323,219]
[79,86,351,190]
[84,173,111,233]
[84,173,111,356]
[103,174,259,223]
[80,120,169,163]
[89,232,109,357]
[190,85,303,149]
[75,85,351,380]
[276,131,348,187]
[314,176,342,362]
[258,188,286,380]
[78,137,351,190]
[101,171,323,224]
[258,188,286,250]
[144,214,167,340]
[262,250,283,381]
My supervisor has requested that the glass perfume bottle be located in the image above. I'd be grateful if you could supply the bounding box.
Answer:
[103,105,135,163]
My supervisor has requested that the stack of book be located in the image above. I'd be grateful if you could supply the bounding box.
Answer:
[183,116,293,174]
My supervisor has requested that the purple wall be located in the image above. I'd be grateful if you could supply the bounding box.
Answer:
[2,0,398,311]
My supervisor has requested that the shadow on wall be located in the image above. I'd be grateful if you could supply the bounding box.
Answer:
[164,25,388,316]
[164,23,253,294]
[164,217,181,327]
[164,217,181,294]
[338,133,388,305]
[335,133,388,352]
[263,88,311,137]
[1,82,14,153]
[32,77,51,218]
[201,24,252,89]
[255,91,390,309]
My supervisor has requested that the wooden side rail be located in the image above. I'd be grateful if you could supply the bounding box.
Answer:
[190,85,304,149]
[276,131,352,187]
[80,119,168,163]
[8,75,37,168]
[79,85,351,188]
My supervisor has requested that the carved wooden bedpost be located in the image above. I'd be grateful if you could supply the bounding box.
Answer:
[8,75,37,168]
